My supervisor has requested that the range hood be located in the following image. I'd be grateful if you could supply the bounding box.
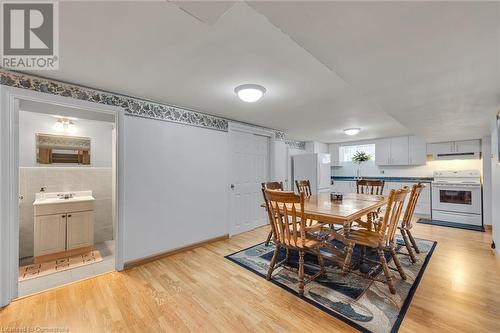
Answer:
[428,140,480,160]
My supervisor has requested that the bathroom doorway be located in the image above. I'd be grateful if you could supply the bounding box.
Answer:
[0,86,124,305]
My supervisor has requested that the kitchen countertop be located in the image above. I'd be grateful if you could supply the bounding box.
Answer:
[332,176,433,183]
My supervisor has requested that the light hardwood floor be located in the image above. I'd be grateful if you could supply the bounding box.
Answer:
[1,221,500,332]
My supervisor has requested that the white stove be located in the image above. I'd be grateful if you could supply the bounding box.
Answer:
[431,170,482,226]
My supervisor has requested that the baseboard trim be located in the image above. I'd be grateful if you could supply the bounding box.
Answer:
[485,225,492,231]
[123,234,229,270]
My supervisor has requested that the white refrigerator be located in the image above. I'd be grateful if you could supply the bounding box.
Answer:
[292,153,332,194]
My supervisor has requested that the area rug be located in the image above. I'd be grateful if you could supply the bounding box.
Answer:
[225,237,436,333]
[418,218,484,232]
[19,250,103,281]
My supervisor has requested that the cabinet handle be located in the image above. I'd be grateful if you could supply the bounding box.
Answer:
[62,215,66,218]
[68,214,72,218]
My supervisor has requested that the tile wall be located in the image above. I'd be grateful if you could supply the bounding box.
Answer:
[19,167,113,258]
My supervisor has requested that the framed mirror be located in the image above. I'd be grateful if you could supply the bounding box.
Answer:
[36,133,91,165]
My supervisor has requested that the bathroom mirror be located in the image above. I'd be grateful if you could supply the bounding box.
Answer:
[36,133,91,165]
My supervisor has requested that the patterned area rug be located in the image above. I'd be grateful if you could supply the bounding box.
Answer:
[19,250,103,281]
[225,237,436,333]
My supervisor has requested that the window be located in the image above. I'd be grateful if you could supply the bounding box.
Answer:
[339,144,375,163]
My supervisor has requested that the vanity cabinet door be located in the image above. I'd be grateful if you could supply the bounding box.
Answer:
[66,211,94,250]
[34,214,66,256]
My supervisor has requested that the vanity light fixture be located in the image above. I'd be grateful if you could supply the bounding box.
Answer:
[53,118,77,134]
[234,84,266,103]
[344,128,361,136]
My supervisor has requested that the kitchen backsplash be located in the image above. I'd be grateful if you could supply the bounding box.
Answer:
[19,167,113,259]
[332,159,483,178]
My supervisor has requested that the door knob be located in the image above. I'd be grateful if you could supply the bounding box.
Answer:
[230,184,235,190]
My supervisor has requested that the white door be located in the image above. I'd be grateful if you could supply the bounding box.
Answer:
[229,131,270,236]
[66,211,94,250]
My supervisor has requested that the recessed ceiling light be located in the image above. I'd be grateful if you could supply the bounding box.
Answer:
[344,128,361,136]
[234,84,266,103]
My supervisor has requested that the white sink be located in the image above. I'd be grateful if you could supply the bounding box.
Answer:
[33,190,95,206]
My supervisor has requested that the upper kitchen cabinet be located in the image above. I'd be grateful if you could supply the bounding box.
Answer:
[408,136,427,165]
[328,143,341,166]
[427,139,480,160]
[376,136,426,166]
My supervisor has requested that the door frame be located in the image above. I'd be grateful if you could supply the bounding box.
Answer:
[227,122,275,236]
[0,85,125,307]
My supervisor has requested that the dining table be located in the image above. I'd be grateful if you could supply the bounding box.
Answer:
[261,191,388,266]
[300,192,387,234]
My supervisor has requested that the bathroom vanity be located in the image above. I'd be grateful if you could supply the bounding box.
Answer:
[33,191,95,263]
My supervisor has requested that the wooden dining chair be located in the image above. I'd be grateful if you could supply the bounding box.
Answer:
[355,179,385,230]
[261,182,284,245]
[398,183,424,263]
[295,180,312,197]
[342,187,411,294]
[263,189,325,295]
[356,179,385,195]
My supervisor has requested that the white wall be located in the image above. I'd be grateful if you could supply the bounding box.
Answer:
[305,141,328,154]
[482,136,492,226]
[490,119,500,255]
[19,111,113,167]
[122,117,228,262]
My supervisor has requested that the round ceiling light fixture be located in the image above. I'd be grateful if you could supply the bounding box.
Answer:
[234,84,266,103]
[344,128,361,136]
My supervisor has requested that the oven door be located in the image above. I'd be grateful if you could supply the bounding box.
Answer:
[432,184,481,214]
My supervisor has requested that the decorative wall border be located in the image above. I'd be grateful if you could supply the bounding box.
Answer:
[285,139,306,150]
[0,69,296,142]
[0,69,229,131]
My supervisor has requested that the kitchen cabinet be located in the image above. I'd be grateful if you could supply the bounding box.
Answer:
[376,137,409,166]
[455,140,480,155]
[66,211,94,250]
[408,136,427,165]
[328,144,341,167]
[390,137,410,165]
[376,136,426,166]
[427,139,480,159]
[34,196,95,262]
[375,139,392,166]
[34,214,67,257]
[331,180,356,193]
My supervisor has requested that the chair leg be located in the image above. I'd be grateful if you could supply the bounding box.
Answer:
[390,245,406,280]
[400,229,417,263]
[298,251,305,295]
[377,247,396,294]
[266,245,280,280]
[265,229,273,246]
[342,242,354,275]
[407,230,420,254]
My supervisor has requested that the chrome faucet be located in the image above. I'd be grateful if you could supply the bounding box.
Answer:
[57,193,75,200]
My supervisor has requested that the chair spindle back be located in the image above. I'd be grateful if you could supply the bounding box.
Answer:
[295,180,312,197]
[356,179,385,195]
[378,187,410,245]
[264,190,307,248]
[401,183,424,229]
[262,181,284,191]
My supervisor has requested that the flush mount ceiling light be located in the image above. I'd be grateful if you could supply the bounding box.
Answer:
[234,84,266,103]
[344,128,361,136]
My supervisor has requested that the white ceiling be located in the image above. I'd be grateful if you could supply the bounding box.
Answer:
[33,1,499,143]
